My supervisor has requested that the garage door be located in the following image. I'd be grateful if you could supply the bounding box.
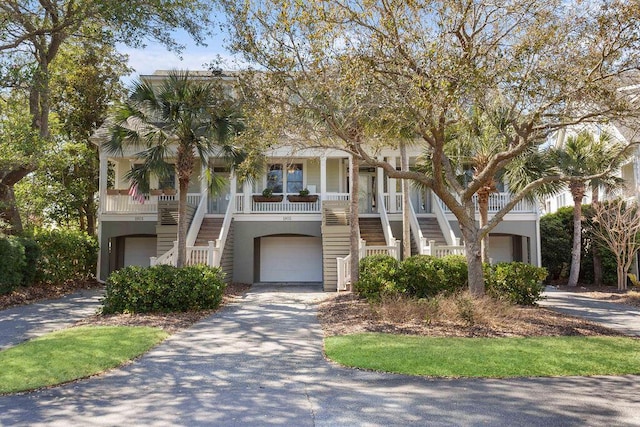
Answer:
[124,237,157,268]
[260,236,322,282]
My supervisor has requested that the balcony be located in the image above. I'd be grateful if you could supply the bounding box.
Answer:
[102,193,201,214]
[234,193,349,214]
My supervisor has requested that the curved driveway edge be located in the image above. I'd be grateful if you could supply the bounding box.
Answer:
[540,288,640,337]
[1,284,639,426]
[0,288,104,350]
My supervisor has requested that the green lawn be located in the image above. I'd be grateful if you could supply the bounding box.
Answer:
[325,333,640,378]
[0,326,168,394]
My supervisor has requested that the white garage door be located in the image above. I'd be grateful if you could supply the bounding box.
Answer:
[489,235,513,264]
[124,237,157,268]
[260,236,322,282]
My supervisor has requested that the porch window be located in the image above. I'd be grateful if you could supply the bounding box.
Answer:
[287,164,303,193]
[159,166,176,190]
[267,164,283,193]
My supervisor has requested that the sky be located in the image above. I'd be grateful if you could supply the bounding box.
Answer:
[117,28,240,83]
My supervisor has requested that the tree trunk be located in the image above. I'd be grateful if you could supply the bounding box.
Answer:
[477,191,490,264]
[0,184,23,234]
[591,186,603,286]
[567,183,585,287]
[176,178,189,268]
[617,264,626,290]
[349,155,360,288]
[400,142,411,259]
[462,225,485,296]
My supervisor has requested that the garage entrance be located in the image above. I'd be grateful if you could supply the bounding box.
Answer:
[259,236,322,282]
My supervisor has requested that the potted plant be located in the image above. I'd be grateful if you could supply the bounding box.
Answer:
[106,188,119,195]
[287,188,318,203]
[162,187,177,196]
[150,189,163,196]
[118,189,130,195]
[253,187,283,202]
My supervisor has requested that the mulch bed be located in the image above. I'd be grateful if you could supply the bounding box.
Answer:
[318,292,627,338]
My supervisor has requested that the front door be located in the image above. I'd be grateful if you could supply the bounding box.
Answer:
[358,172,376,213]
[208,169,231,214]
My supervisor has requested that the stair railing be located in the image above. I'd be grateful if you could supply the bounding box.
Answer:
[375,193,401,259]
[431,192,459,246]
[407,198,428,255]
[213,192,236,266]
[185,188,209,247]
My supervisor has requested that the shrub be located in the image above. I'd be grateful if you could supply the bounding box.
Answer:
[34,229,98,283]
[354,255,400,301]
[0,236,26,294]
[397,255,468,298]
[102,264,226,314]
[16,237,40,286]
[485,262,548,306]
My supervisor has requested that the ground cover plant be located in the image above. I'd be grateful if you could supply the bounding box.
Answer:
[0,326,167,394]
[324,334,640,378]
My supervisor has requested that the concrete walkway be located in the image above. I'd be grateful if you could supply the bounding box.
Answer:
[1,284,639,426]
[540,288,640,337]
[0,288,104,350]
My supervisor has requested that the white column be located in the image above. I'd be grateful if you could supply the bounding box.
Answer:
[347,154,353,198]
[96,152,109,281]
[230,172,238,213]
[243,181,252,213]
[320,156,327,201]
[376,156,384,205]
[200,158,208,193]
[99,152,108,215]
[389,156,397,213]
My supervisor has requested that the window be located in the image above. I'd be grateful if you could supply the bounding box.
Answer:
[267,164,283,193]
[266,163,305,193]
[159,165,176,190]
[287,164,303,193]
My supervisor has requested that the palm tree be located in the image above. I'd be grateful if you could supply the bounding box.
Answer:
[106,71,245,267]
[551,131,629,287]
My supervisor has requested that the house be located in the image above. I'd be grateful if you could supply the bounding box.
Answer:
[92,70,542,290]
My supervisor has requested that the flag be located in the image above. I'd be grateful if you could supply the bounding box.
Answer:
[128,183,145,204]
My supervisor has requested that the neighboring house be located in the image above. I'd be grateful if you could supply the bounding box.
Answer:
[92,70,542,290]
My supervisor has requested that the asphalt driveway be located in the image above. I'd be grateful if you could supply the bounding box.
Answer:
[1,284,639,426]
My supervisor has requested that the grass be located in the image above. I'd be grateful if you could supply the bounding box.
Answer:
[325,333,640,378]
[0,326,168,394]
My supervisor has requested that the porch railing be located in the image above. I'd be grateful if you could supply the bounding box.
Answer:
[151,240,222,267]
[336,238,400,291]
[423,240,466,257]
[437,192,537,214]
[103,193,201,214]
[234,193,350,213]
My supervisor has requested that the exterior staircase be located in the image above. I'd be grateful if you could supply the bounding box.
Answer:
[411,217,448,255]
[195,217,223,246]
[321,201,351,291]
[418,217,447,245]
[359,217,386,246]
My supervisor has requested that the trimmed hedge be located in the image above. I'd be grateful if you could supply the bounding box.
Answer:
[0,237,26,294]
[34,229,98,283]
[356,254,546,305]
[485,262,548,306]
[102,265,226,314]
[356,254,468,300]
[397,255,468,298]
[354,255,400,301]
